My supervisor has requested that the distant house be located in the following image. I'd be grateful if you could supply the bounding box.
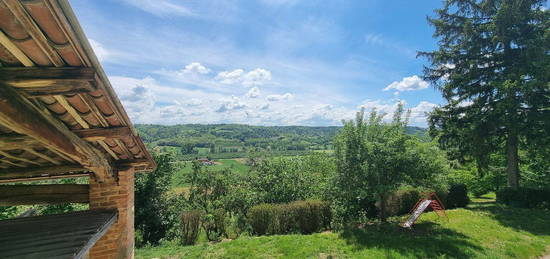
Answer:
[197,158,214,165]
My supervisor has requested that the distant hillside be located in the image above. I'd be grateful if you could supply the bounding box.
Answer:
[136,124,427,159]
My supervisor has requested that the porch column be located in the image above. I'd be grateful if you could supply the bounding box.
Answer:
[88,168,135,259]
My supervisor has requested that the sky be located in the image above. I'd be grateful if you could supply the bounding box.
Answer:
[71,0,446,127]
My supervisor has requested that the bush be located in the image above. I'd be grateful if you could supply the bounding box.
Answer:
[180,210,202,245]
[386,189,421,216]
[497,188,550,209]
[446,184,470,209]
[248,200,331,235]
[202,209,228,241]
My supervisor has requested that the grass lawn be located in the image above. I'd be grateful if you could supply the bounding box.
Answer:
[136,195,550,259]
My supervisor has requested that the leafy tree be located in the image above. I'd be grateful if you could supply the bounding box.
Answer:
[333,106,447,223]
[421,0,550,189]
[135,152,178,246]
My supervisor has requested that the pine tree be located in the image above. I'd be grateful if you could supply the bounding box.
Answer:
[421,0,550,189]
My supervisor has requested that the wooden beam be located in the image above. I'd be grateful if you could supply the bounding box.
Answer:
[0,160,146,183]
[0,82,114,182]
[0,134,41,150]
[73,127,132,141]
[0,164,87,180]
[0,67,96,96]
[0,31,34,66]
[0,67,95,81]
[0,127,132,151]
[0,184,89,206]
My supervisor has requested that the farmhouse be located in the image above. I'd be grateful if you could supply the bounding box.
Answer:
[0,0,155,258]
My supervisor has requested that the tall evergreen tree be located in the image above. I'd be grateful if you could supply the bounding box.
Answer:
[421,0,550,189]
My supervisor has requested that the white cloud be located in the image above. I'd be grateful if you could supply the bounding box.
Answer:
[216,68,272,87]
[120,0,194,17]
[266,93,293,101]
[364,33,416,57]
[246,87,261,98]
[216,69,245,84]
[383,75,429,92]
[216,96,248,113]
[181,62,211,75]
[410,101,437,124]
[243,68,272,87]
[89,38,109,62]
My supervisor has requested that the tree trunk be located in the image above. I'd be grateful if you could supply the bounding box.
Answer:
[506,130,520,189]
[379,194,387,223]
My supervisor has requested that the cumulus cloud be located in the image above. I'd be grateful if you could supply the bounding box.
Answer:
[410,101,437,124]
[89,38,109,62]
[181,62,211,75]
[110,76,157,121]
[266,93,293,101]
[216,96,248,112]
[216,69,244,84]
[246,87,261,98]
[216,68,272,87]
[383,75,429,92]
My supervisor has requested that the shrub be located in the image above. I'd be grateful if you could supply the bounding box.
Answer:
[202,208,228,241]
[248,200,331,235]
[180,210,202,245]
[497,188,550,209]
[446,184,470,209]
[386,188,421,216]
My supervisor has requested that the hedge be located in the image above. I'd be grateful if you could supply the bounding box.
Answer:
[496,187,550,209]
[248,200,331,235]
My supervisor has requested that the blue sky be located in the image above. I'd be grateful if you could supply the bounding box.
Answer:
[71,0,446,126]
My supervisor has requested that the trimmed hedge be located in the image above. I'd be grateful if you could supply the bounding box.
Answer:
[496,187,550,209]
[446,184,470,209]
[248,200,331,235]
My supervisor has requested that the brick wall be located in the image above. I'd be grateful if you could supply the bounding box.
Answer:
[88,168,135,259]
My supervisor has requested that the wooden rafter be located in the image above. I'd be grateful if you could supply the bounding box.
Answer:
[3,0,65,66]
[0,31,34,66]
[0,184,89,206]
[0,82,113,182]
[0,164,88,181]
[0,127,133,151]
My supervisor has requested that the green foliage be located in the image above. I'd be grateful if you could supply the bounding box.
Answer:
[180,210,202,245]
[496,187,550,209]
[422,0,550,189]
[386,188,421,216]
[248,153,335,204]
[332,106,449,223]
[137,195,550,259]
[135,152,180,247]
[248,200,331,236]
[446,184,470,209]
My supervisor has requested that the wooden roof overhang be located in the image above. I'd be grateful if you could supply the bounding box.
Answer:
[0,0,156,183]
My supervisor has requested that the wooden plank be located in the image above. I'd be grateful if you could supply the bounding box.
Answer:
[0,67,95,81]
[0,31,34,66]
[73,126,132,141]
[0,172,89,183]
[0,164,88,180]
[0,127,132,150]
[0,82,114,182]
[24,148,61,165]
[0,134,41,150]
[0,184,89,206]
[0,150,42,166]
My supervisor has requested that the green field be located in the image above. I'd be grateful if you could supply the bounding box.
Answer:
[136,194,550,259]
[171,159,251,189]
